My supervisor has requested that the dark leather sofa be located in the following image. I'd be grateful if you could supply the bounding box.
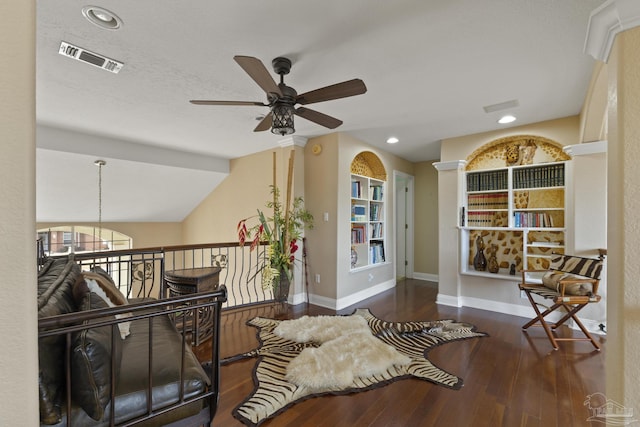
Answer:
[37,255,226,426]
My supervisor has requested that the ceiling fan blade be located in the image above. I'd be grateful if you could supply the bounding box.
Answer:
[234,56,283,97]
[296,79,367,105]
[254,113,272,132]
[295,107,343,129]
[190,100,266,106]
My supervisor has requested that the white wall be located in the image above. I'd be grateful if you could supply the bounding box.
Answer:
[606,25,640,413]
[0,0,39,424]
[570,149,608,325]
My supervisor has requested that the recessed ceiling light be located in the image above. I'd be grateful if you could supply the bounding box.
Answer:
[82,6,123,30]
[386,137,399,144]
[498,115,516,124]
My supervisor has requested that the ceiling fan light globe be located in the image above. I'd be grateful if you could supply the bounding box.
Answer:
[271,127,295,136]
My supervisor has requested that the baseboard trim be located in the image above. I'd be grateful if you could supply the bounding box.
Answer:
[436,293,462,307]
[308,279,396,311]
[413,272,438,282]
[289,291,308,306]
[307,293,336,309]
[437,293,605,335]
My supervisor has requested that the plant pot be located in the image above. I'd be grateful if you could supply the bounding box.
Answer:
[274,270,290,302]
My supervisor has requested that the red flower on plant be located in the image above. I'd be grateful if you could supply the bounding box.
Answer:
[237,220,248,246]
[250,224,264,251]
[289,239,298,254]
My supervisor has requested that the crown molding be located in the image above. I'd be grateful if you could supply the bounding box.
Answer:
[433,160,466,171]
[563,140,607,156]
[278,136,308,148]
[584,0,640,62]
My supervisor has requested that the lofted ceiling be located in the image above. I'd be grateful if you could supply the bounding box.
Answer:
[36,0,605,223]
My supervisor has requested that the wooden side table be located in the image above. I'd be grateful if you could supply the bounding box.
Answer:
[164,267,221,346]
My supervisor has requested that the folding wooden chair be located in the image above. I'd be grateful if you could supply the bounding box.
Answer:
[518,252,605,351]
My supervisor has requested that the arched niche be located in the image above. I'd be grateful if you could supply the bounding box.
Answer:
[465,135,571,171]
[350,151,387,181]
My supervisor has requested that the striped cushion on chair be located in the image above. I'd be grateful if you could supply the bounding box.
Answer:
[549,254,603,280]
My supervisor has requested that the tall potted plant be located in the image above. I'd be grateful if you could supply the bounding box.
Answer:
[237,186,313,299]
[237,151,313,301]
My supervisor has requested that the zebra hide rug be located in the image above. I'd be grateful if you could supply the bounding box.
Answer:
[227,308,487,426]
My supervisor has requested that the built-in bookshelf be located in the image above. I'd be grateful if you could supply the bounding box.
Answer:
[351,174,386,269]
[460,161,567,278]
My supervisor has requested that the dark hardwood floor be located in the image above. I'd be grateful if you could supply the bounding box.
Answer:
[197,279,605,427]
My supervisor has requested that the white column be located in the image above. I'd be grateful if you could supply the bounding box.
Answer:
[433,160,466,306]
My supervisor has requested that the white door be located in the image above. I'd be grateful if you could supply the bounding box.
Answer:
[394,171,414,280]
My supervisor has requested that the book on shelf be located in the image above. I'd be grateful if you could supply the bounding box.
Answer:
[467,169,508,192]
[467,192,508,209]
[369,203,382,221]
[468,163,565,192]
[467,211,498,227]
[370,185,383,201]
[351,204,366,221]
[351,180,362,198]
[351,224,366,244]
[513,164,564,189]
[513,212,555,228]
[370,222,383,239]
[369,241,385,264]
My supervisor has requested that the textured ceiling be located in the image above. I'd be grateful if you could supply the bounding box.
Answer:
[35,0,605,222]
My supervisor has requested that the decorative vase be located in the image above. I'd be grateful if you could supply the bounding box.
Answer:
[351,246,358,268]
[487,244,499,274]
[473,235,487,271]
[274,269,290,302]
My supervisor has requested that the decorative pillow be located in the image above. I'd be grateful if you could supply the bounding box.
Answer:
[85,278,132,339]
[71,292,123,421]
[542,271,593,296]
[83,269,128,306]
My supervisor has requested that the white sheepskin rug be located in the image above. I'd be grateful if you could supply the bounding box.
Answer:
[273,315,410,389]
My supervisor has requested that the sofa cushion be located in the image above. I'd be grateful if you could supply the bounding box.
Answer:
[542,271,593,296]
[71,292,123,421]
[49,310,209,426]
[38,256,82,425]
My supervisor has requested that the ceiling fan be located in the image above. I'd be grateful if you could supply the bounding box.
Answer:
[190,56,367,136]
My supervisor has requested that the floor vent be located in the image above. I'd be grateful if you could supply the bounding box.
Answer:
[58,41,123,74]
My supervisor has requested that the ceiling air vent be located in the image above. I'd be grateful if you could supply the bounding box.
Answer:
[58,41,123,74]
[482,99,519,114]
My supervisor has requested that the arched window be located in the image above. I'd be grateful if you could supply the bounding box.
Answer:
[37,226,132,256]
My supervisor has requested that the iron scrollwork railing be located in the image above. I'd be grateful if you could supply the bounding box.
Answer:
[68,241,273,309]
